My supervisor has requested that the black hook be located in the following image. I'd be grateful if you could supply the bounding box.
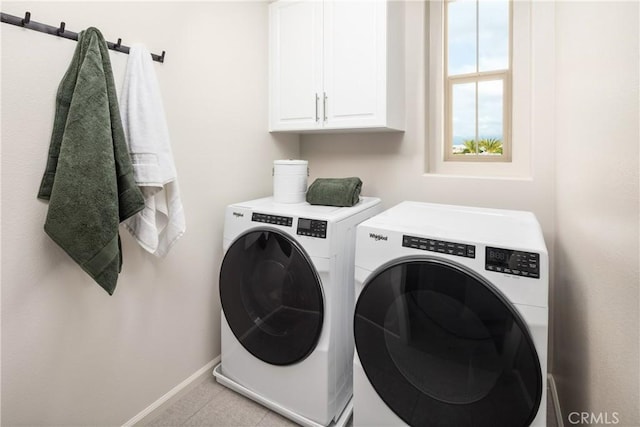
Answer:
[114,38,122,49]
[160,51,166,63]
[57,21,65,35]
[21,11,31,26]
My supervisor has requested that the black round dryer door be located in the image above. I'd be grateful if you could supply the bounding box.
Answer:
[220,229,324,366]
[354,257,542,427]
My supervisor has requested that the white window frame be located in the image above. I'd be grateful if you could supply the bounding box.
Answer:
[444,0,513,162]
[427,0,533,178]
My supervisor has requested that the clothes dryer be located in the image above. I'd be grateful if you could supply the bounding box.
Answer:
[353,202,548,427]
[215,196,382,427]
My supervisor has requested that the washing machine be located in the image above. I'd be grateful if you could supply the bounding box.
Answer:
[353,201,548,427]
[214,196,382,427]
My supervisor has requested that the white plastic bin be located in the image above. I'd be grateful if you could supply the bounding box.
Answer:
[273,160,308,204]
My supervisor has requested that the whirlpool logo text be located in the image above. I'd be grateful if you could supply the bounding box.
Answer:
[369,233,388,241]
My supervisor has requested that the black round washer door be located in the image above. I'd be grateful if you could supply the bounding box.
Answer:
[354,258,542,427]
[220,229,324,366]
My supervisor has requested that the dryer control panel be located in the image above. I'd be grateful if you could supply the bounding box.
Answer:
[252,212,293,227]
[297,218,327,239]
[485,247,540,279]
[402,235,476,258]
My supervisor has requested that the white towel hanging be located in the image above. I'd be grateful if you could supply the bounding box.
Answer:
[120,44,185,257]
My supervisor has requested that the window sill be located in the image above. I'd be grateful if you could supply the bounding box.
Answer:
[422,172,533,182]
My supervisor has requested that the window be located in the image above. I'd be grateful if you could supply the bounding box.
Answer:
[444,0,512,162]
[427,1,548,178]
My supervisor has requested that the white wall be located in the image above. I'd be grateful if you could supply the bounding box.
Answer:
[554,2,640,425]
[0,2,298,425]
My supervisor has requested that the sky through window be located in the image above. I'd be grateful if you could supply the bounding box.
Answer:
[448,0,509,149]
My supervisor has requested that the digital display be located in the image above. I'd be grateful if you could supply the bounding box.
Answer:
[298,218,311,230]
[485,247,540,279]
[487,248,509,264]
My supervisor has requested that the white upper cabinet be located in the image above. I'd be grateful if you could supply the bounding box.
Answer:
[269,0,404,133]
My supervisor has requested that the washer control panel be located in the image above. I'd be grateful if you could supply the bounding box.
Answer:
[251,212,293,227]
[402,235,476,259]
[485,247,540,279]
[297,218,327,239]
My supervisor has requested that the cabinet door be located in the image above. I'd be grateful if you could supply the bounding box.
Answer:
[323,0,386,129]
[269,1,323,131]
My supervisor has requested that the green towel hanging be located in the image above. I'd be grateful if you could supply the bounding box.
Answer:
[37,27,144,295]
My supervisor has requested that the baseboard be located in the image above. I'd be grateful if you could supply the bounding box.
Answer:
[547,373,564,427]
[122,356,221,427]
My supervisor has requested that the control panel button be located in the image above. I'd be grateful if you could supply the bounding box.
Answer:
[486,246,540,279]
[252,212,293,227]
[402,235,476,259]
[296,218,328,239]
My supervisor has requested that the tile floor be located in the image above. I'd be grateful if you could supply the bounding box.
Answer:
[145,375,310,427]
[145,375,558,426]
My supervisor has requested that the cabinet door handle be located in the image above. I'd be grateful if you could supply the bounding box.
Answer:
[315,93,319,123]
[323,92,328,122]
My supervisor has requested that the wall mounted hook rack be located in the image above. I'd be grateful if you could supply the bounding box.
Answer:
[1,11,166,63]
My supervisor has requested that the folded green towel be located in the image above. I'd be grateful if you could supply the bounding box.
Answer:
[306,177,363,207]
[37,27,144,295]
